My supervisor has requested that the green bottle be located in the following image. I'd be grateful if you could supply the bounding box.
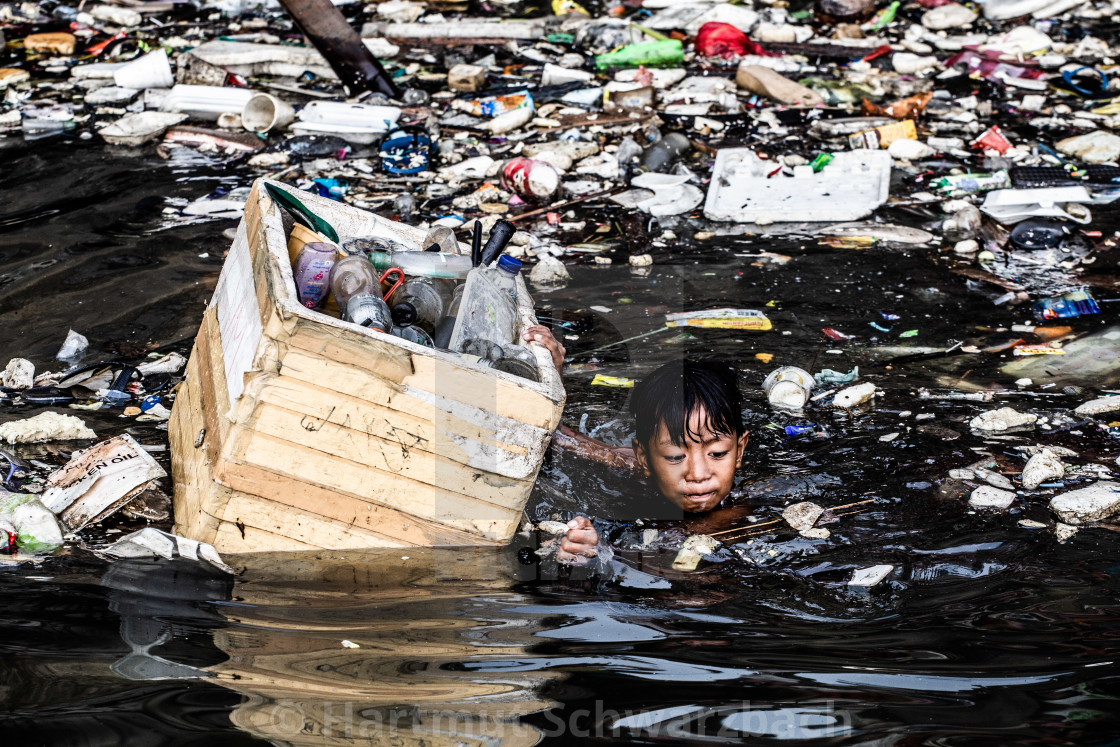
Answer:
[594,40,683,72]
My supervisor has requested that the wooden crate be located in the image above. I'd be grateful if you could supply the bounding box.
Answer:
[168,180,565,553]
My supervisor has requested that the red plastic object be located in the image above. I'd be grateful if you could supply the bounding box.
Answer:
[379,267,405,302]
[695,22,768,59]
[972,125,1011,154]
[822,328,853,340]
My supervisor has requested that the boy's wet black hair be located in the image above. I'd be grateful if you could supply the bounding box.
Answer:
[630,359,744,448]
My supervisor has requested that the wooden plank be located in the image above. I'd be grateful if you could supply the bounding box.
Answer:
[233,427,525,514]
[244,401,535,490]
[279,332,556,430]
[272,350,551,474]
[228,423,524,517]
[169,349,221,545]
[211,493,403,551]
[250,374,545,481]
[214,438,519,542]
[209,448,496,546]
[256,375,534,458]
[212,514,321,553]
[192,343,502,547]
[194,308,234,447]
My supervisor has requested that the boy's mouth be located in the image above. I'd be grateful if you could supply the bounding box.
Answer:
[682,491,717,507]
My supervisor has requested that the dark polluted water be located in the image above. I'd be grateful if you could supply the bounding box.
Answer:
[2,138,1120,745]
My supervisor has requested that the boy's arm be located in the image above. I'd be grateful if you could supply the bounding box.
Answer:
[553,425,637,472]
[522,324,637,471]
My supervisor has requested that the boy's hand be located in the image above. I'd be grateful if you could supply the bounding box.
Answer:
[557,516,599,565]
[523,324,565,378]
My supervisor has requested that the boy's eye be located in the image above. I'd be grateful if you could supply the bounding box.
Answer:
[664,455,685,464]
[710,450,729,459]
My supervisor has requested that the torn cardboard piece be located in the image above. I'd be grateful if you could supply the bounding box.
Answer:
[42,434,167,531]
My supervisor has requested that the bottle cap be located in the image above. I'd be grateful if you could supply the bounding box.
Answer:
[391,302,418,327]
[496,255,523,274]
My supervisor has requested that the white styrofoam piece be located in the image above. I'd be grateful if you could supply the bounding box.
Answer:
[704,148,892,223]
[980,186,1094,224]
[849,564,894,587]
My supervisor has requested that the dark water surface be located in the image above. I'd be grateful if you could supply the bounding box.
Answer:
[2,138,1120,745]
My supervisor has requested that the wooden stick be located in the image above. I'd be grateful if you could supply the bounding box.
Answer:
[716,507,875,544]
[708,497,879,537]
[506,186,627,224]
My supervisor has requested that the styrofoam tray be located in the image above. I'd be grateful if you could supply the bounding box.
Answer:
[703,148,892,223]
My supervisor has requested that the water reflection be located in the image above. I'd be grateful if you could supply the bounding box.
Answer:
[102,547,558,746]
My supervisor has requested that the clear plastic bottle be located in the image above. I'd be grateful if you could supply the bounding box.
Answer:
[330,254,391,329]
[370,250,472,280]
[448,267,517,353]
[293,242,339,309]
[390,277,452,334]
[329,255,380,309]
[431,283,465,349]
[490,255,522,304]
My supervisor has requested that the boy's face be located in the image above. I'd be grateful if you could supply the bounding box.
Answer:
[633,407,749,514]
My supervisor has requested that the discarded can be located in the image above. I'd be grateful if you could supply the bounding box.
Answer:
[764,366,814,410]
[501,157,560,199]
[1032,289,1100,321]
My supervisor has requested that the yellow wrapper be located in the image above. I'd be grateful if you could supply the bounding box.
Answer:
[848,119,917,149]
[591,374,635,387]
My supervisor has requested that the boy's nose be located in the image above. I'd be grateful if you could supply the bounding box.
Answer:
[684,458,711,482]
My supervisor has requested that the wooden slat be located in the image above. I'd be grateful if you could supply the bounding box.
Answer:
[212,454,497,546]
[169,348,221,545]
[243,401,536,491]
[256,375,533,458]
[225,429,522,528]
[212,493,404,550]
[283,316,557,429]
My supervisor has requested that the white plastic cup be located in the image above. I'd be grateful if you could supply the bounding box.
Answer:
[763,366,814,410]
[113,49,174,90]
[242,93,296,133]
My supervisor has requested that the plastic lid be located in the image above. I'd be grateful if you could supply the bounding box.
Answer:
[390,302,417,327]
[496,255,523,274]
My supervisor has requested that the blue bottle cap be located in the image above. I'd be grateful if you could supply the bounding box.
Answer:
[496,255,522,273]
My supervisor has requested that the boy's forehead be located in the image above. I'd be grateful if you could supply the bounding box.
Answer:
[653,407,731,445]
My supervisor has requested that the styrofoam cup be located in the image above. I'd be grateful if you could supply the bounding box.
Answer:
[242,93,295,133]
[113,49,174,90]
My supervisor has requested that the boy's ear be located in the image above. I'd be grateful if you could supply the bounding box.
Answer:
[632,438,651,477]
[736,430,750,465]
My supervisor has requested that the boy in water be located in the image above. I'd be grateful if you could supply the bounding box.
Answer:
[523,326,750,564]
